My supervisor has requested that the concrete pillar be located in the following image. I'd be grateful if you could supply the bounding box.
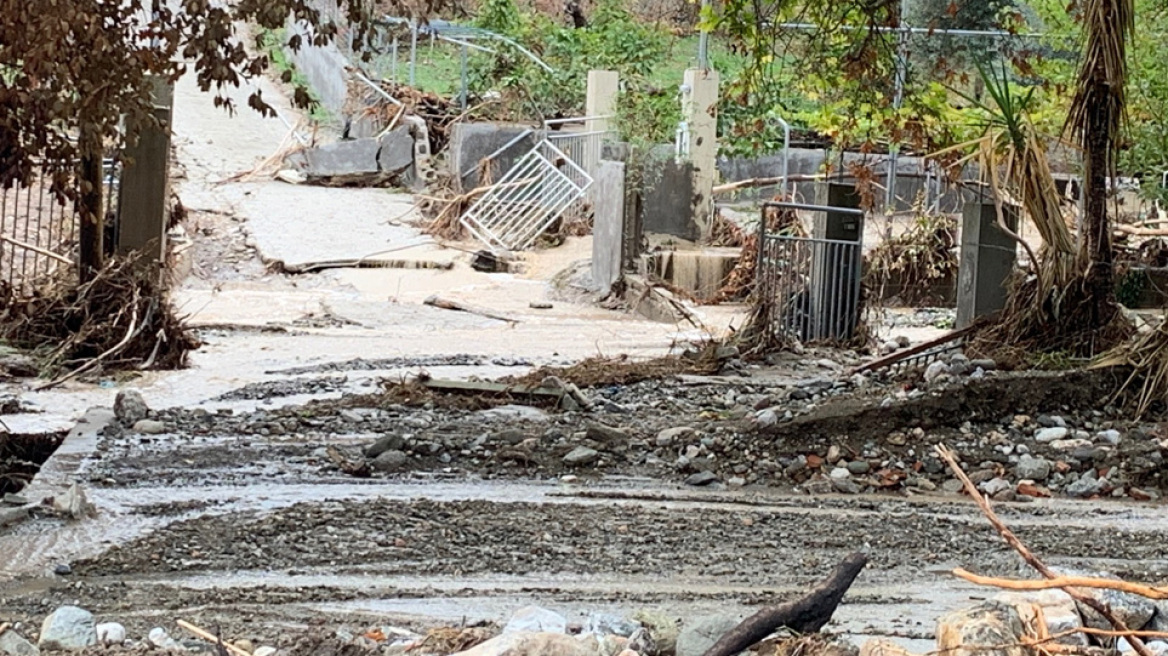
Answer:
[585,70,619,134]
[682,68,719,238]
[117,77,173,268]
[591,161,625,295]
[957,198,1019,328]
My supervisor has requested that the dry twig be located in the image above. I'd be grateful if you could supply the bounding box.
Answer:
[953,568,1168,600]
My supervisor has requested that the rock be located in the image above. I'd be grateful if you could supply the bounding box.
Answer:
[52,483,96,520]
[1064,471,1106,498]
[830,467,852,480]
[0,629,39,656]
[584,613,641,638]
[53,564,71,576]
[1049,438,1092,451]
[504,607,568,634]
[831,477,861,494]
[450,632,601,656]
[585,423,629,445]
[685,471,718,486]
[564,446,601,466]
[1037,415,1066,428]
[755,409,778,427]
[378,126,415,173]
[95,623,126,645]
[1096,429,1122,445]
[366,434,407,458]
[880,341,900,355]
[924,361,950,383]
[1069,574,1155,630]
[1035,427,1068,443]
[860,638,918,656]
[727,476,746,487]
[38,606,97,650]
[935,601,1026,656]
[676,615,743,656]
[980,478,1013,497]
[846,461,871,475]
[148,628,178,650]
[1015,455,1051,481]
[113,390,149,426]
[656,427,695,446]
[970,358,997,371]
[132,419,166,435]
[993,590,1086,646]
[0,353,38,377]
[253,647,278,656]
[631,611,678,656]
[942,478,966,494]
[2,493,29,506]
[476,405,550,422]
[371,450,409,472]
[895,335,912,347]
[234,640,256,654]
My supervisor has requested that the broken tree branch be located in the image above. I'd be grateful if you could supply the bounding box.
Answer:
[175,620,253,656]
[0,623,10,637]
[700,551,868,656]
[935,444,1154,656]
[0,235,74,265]
[424,295,519,324]
[1115,224,1168,237]
[953,568,1168,600]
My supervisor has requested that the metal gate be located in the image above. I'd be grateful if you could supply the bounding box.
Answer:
[756,202,864,342]
[459,138,592,252]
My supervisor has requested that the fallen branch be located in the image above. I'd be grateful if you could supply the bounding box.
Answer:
[851,323,980,375]
[1115,224,1168,236]
[701,551,868,656]
[0,623,10,637]
[0,235,73,265]
[34,293,147,391]
[935,444,1154,656]
[424,295,519,324]
[175,620,252,656]
[282,259,454,274]
[953,568,1168,600]
[712,174,823,195]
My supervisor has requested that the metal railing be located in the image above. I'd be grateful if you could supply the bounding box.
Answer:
[543,116,613,220]
[756,202,864,343]
[459,138,592,252]
[0,159,119,297]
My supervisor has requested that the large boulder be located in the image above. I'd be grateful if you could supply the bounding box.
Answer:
[450,632,601,656]
[0,630,39,656]
[1054,568,1155,630]
[113,390,149,426]
[993,590,1086,646]
[676,614,743,656]
[936,601,1027,656]
[503,606,568,635]
[38,606,97,650]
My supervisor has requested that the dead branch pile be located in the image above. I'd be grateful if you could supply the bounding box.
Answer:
[0,256,200,383]
[709,210,747,247]
[707,203,805,305]
[865,206,957,307]
[508,349,722,389]
[354,82,459,155]
[1095,320,1168,417]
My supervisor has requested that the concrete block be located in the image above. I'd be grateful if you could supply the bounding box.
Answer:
[378,126,415,173]
[448,123,539,190]
[957,200,1018,328]
[289,138,381,178]
[591,161,625,295]
[640,154,698,242]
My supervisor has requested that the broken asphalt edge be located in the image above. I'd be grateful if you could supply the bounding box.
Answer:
[0,407,115,530]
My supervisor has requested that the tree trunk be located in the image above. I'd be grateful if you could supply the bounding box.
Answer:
[77,123,104,282]
[1080,83,1116,326]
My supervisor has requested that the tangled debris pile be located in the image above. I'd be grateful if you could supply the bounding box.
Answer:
[0,256,199,383]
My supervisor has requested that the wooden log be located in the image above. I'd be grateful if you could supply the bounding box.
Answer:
[701,552,868,656]
[424,295,519,324]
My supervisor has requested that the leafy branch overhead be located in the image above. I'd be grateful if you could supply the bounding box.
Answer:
[0,0,450,193]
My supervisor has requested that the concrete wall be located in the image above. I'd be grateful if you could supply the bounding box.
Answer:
[447,123,540,191]
[638,148,699,242]
[284,20,350,119]
[591,161,626,295]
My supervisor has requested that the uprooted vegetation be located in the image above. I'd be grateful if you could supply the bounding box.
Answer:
[865,206,957,307]
[0,256,200,382]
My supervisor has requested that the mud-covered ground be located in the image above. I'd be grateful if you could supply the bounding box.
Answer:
[4,356,1168,654]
